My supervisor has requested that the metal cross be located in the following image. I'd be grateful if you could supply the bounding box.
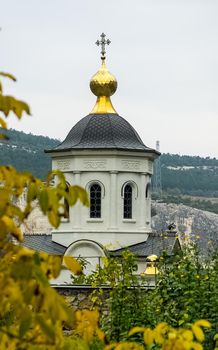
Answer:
[95,33,111,60]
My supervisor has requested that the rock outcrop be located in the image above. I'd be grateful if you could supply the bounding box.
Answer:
[152,201,218,252]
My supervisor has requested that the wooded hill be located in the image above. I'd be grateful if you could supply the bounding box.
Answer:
[160,153,218,197]
[1,128,218,198]
[0,128,59,179]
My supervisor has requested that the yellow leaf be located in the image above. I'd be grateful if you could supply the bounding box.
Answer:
[39,189,49,214]
[68,186,79,206]
[104,343,117,350]
[48,210,60,228]
[1,215,23,241]
[168,332,176,340]
[143,328,154,345]
[128,327,145,336]
[0,133,9,140]
[0,72,17,81]
[0,95,31,118]
[190,342,203,350]
[194,320,211,328]
[27,182,38,202]
[154,322,168,344]
[11,226,23,242]
[64,256,82,275]
[115,342,144,350]
[183,330,194,341]
[0,117,7,129]
[192,325,205,342]
[36,315,55,341]
[17,247,34,258]
[74,185,89,206]
[96,328,105,342]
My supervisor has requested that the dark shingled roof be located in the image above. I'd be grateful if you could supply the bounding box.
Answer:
[45,113,159,154]
[22,235,66,255]
[21,233,180,258]
[109,233,181,257]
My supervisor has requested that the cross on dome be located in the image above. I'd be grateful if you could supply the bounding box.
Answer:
[95,33,111,61]
[90,33,117,114]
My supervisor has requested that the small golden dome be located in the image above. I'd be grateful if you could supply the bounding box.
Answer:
[89,33,118,114]
[90,61,117,97]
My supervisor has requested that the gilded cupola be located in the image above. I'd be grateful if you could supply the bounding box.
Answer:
[46,33,160,158]
[90,33,117,114]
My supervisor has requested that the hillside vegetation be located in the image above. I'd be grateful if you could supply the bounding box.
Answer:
[1,129,218,202]
[160,153,218,197]
[0,128,59,178]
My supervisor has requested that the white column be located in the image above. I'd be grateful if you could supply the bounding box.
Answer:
[109,171,118,230]
[72,171,81,229]
[139,172,146,230]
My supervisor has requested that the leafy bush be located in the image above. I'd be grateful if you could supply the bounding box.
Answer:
[72,246,218,349]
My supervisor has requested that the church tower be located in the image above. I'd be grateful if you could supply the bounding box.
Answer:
[46,34,160,270]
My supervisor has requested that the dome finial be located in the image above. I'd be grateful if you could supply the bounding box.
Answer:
[89,33,118,114]
[96,33,111,62]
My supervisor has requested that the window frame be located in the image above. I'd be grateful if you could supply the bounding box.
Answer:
[89,182,102,219]
[123,183,133,219]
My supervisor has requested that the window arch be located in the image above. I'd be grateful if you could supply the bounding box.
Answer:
[121,181,138,199]
[123,184,132,219]
[90,183,101,218]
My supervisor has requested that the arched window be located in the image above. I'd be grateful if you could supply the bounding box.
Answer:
[63,182,70,220]
[146,183,151,199]
[123,184,132,219]
[90,183,101,218]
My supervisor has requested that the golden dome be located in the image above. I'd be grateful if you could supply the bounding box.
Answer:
[89,61,118,114]
[90,61,117,97]
[89,33,118,114]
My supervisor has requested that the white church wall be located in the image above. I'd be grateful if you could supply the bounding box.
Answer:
[51,151,153,250]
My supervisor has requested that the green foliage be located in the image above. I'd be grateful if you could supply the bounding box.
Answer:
[152,246,218,349]
[73,247,218,349]
[0,128,59,179]
[159,153,218,197]
[72,251,156,342]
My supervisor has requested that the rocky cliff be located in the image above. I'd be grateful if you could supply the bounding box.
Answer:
[152,201,218,252]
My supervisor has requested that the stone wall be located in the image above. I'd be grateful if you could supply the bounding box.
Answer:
[54,286,110,311]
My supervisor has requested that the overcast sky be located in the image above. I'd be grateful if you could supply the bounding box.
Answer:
[1,0,218,157]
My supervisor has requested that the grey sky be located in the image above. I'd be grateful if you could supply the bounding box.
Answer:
[1,0,218,157]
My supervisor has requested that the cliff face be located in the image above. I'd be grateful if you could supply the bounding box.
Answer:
[151,201,218,252]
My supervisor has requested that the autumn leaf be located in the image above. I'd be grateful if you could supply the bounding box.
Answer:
[194,320,211,328]
[39,189,49,214]
[48,210,60,228]
[0,116,7,128]
[143,328,154,346]
[128,327,145,336]
[0,71,17,81]
[192,325,205,342]
[64,256,82,275]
